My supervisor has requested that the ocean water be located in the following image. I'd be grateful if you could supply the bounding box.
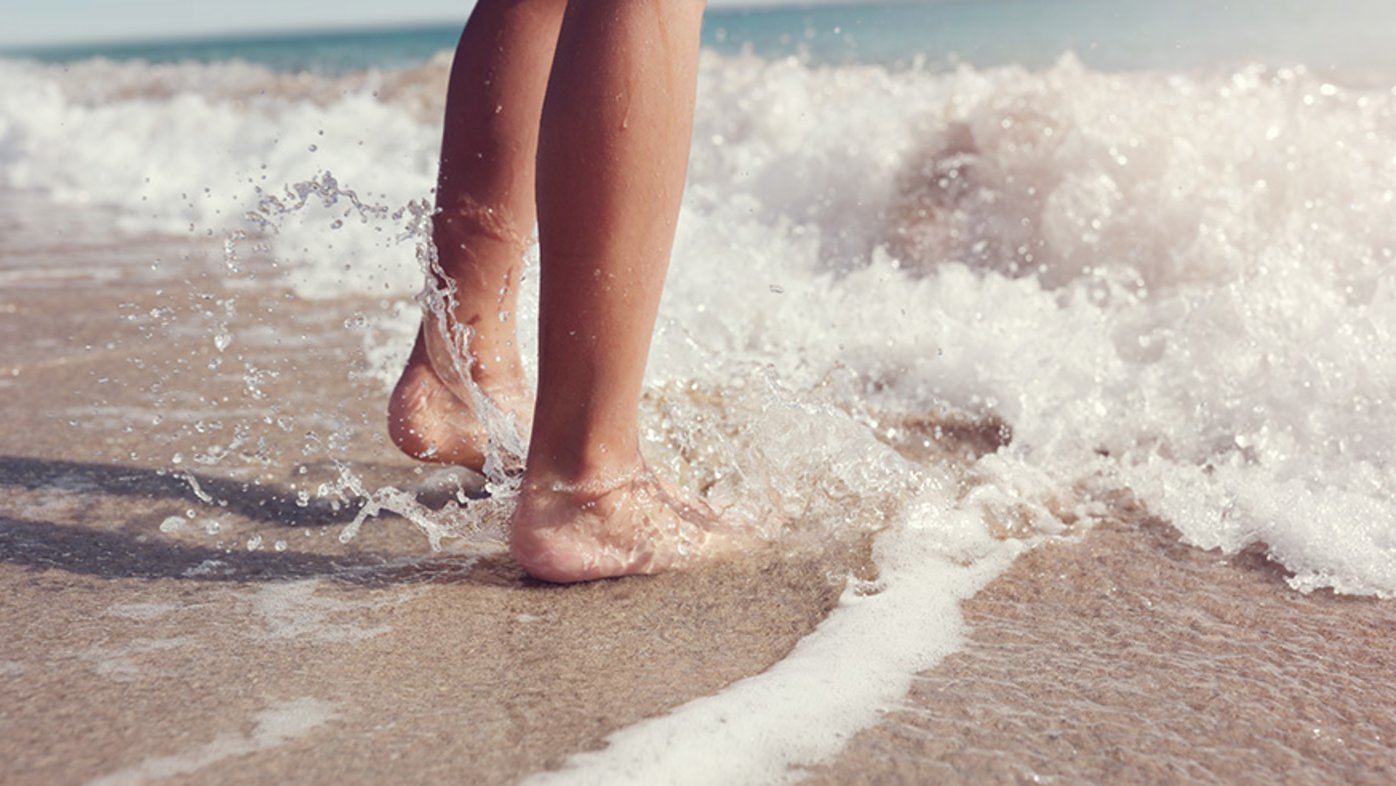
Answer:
[3,0,1396,781]
[10,0,1396,74]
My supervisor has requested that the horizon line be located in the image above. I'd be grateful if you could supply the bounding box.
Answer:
[0,0,933,52]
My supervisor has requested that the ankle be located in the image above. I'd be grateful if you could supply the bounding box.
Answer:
[418,312,526,387]
[461,342,527,387]
[521,441,646,495]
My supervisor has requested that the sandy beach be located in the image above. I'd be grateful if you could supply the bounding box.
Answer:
[808,513,1396,785]
[0,215,849,786]
[7,1,1396,775]
[4,194,1395,785]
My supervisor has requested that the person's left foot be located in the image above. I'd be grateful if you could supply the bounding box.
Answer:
[387,325,531,472]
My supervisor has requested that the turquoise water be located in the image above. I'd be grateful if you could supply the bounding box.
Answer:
[2,24,462,74]
[6,0,1396,75]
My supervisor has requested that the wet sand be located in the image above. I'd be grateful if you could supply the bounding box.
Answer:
[0,209,848,785]
[806,510,1396,785]
[4,207,1395,785]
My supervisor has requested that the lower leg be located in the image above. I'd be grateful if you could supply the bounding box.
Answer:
[511,0,722,581]
[389,0,565,469]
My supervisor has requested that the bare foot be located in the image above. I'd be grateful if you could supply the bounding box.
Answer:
[387,325,531,472]
[510,465,738,583]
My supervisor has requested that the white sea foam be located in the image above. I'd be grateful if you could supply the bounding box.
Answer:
[669,54,1396,598]
[526,526,1019,786]
[4,46,1395,782]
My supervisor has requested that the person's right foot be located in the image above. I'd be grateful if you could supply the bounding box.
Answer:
[388,324,531,473]
[509,463,740,582]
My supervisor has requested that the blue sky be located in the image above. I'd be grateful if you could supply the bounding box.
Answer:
[2,0,875,47]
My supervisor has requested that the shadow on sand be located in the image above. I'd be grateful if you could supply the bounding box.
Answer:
[0,455,520,587]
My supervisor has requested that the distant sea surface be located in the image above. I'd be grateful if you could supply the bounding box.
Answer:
[7,0,1396,75]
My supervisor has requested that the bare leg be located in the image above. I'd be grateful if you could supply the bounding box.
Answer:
[388,0,565,469]
[510,0,726,582]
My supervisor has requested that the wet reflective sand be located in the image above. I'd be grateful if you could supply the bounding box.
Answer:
[0,207,847,785]
[806,511,1396,785]
[4,199,1394,785]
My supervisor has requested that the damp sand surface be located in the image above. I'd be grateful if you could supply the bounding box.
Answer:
[806,512,1396,786]
[3,204,1396,786]
[0,203,849,785]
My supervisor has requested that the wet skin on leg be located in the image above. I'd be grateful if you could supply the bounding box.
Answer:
[508,0,730,582]
[388,0,565,468]
[391,0,733,581]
